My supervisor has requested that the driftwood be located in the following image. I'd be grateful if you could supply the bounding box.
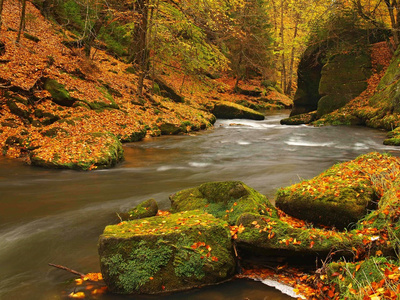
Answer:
[48,263,86,278]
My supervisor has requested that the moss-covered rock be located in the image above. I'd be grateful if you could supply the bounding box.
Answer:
[276,153,400,229]
[44,78,76,107]
[98,210,235,294]
[236,213,363,260]
[322,257,399,299]
[120,198,158,221]
[159,123,183,135]
[280,111,318,125]
[211,101,265,120]
[170,181,277,225]
[30,132,123,170]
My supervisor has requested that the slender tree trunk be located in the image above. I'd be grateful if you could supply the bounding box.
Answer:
[384,0,400,48]
[280,0,286,92]
[84,4,107,57]
[17,0,27,43]
[270,0,278,32]
[0,0,5,29]
[136,0,149,96]
[286,20,298,95]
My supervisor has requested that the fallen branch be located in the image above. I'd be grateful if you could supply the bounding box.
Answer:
[48,263,86,278]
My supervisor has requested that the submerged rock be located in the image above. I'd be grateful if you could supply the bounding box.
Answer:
[98,210,235,294]
[211,101,265,120]
[170,181,277,225]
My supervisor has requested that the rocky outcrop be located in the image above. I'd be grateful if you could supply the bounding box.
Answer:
[170,181,277,225]
[98,210,235,294]
[317,52,371,117]
[211,101,265,120]
[290,44,325,117]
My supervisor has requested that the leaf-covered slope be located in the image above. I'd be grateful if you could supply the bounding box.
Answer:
[0,0,217,170]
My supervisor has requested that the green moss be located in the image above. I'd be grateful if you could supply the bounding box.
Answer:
[236,212,363,258]
[211,101,265,120]
[170,181,277,225]
[324,257,399,299]
[124,198,158,220]
[99,211,235,294]
[276,153,398,228]
[44,78,76,107]
[101,240,173,294]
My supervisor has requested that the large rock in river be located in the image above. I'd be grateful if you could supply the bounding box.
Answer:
[275,152,398,229]
[98,210,235,294]
[170,181,278,225]
[211,101,265,120]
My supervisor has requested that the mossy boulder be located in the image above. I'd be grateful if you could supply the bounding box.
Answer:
[159,123,183,135]
[30,132,123,170]
[44,78,76,107]
[211,101,265,120]
[170,181,278,225]
[235,213,363,260]
[280,111,317,125]
[98,210,235,294]
[275,153,399,229]
[120,198,158,221]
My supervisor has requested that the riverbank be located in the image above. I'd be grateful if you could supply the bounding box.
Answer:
[0,0,292,171]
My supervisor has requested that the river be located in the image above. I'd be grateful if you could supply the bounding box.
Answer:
[1,110,399,300]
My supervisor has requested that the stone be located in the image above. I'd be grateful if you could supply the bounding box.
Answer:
[98,211,235,294]
[120,198,159,221]
[170,181,277,225]
[275,153,394,229]
[211,101,265,120]
[44,78,76,107]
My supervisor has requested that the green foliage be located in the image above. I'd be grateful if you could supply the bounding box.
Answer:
[101,240,173,293]
[99,21,130,57]
[224,0,274,80]
[173,237,206,279]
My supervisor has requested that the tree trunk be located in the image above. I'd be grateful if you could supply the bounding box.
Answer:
[135,0,149,96]
[384,0,400,48]
[0,0,4,29]
[84,4,107,57]
[286,20,298,95]
[280,0,286,92]
[17,0,27,43]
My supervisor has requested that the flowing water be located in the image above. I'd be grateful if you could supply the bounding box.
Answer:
[1,110,399,300]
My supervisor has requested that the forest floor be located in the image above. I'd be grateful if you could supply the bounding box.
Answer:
[0,0,291,170]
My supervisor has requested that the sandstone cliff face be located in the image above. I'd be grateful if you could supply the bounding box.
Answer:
[290,46,371,119]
